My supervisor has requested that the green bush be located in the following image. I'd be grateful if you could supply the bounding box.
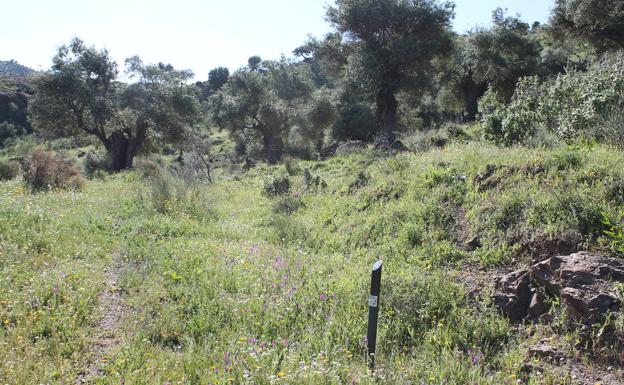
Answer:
[481,53,624,146]
[272,193,305,214]
[331,102,378,142]
[145,170,204,214]
[0,159,20,181]
[83,150,109,178]
[262,174,291,197]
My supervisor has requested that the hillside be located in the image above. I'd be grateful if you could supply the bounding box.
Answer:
[1,140,622,384]
[0,60,33,78]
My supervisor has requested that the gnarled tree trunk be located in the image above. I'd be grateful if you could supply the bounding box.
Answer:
[375,86,398,144]
[105,120,147,171]
[462,80,488,122]
[262,132,284,165]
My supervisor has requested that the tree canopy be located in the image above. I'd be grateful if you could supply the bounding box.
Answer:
[29,38,201,170]
[551,0,624,52]
[327,0,454,143]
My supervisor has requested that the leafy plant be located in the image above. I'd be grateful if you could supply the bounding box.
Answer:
[603,214,624,255]
[262,174,291,197]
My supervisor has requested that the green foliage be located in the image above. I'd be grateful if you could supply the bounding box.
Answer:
[140,167,207,215]
[303,168,326,192]
[443,9,540,119]
[0,159,20,181]
[262,174,291,197]
[272,193,305,214]
[208,66,229,91]
[210,58,315,163]
[29,38,201,171]
[603,214,624,255]
[327,0,454,138]
[83,150,110,178]
[331,101,377,141]
[551,0,624,52]
[22,148,83,191]
[481,53,624,146]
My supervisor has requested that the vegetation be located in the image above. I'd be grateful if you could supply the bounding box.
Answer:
[2,0,624,383]
[2,140,624,384]
[28,38,201,171]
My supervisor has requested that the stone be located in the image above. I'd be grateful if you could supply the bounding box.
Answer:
[530,252,624,321]
[465,236,481,251]
[492,269,532,321]
[527,292,550,319]
[528,343,565,362]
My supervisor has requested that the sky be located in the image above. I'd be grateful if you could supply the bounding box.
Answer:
[2,0,554,80]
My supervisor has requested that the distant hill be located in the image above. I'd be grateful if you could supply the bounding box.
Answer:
[0,60,34,77]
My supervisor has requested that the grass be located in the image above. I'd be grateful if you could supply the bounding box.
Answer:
[1,141,623,384]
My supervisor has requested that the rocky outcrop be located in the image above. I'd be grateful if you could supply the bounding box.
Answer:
[493,252,624,322]
[531,252,624,321]
[492,269,532,322]
[334,140,367,156]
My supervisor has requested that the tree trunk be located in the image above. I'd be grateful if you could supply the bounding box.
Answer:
[107,123,145,171]
[375,86,398,143]
[108,131,130,171]
[262,132,284,164]
[462,81,488,122]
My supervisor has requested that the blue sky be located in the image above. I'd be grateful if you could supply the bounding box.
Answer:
[2,0,554,80]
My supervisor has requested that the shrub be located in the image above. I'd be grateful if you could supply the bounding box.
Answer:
[262,174,291,197]
[481,53,624,146]
[0,159,20,181]
[402,129,449,152]
[303,168,326,192]
[83,150,109,178]
[603,214,624,256]
[272,193,305,214]
[135,158,163,179]
[22,148,83,191]
[283,157,301,176]
[331,102,378,142]
[145,170,205,214]
[348,171,370,193]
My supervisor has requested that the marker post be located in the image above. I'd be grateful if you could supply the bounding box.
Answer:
[367,261,382,371]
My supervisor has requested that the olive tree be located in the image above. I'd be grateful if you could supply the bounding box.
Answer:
[327,0,454,142]
[30,38,201,170]
[210,57,314,163]
[443,10,540,120]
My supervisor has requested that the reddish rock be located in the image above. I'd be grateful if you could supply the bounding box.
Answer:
[530,252,624,321]
[492,269,532,321]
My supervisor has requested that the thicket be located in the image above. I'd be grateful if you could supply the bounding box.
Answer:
[481,52,624,146]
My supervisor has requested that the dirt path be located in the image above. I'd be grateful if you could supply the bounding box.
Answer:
[76,262,128,384]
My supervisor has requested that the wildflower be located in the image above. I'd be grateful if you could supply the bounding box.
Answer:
[319,294,327,301]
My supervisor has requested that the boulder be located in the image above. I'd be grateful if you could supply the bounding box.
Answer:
[527,292,550,319]
[319,143,339,158]
[493,252,623,322]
